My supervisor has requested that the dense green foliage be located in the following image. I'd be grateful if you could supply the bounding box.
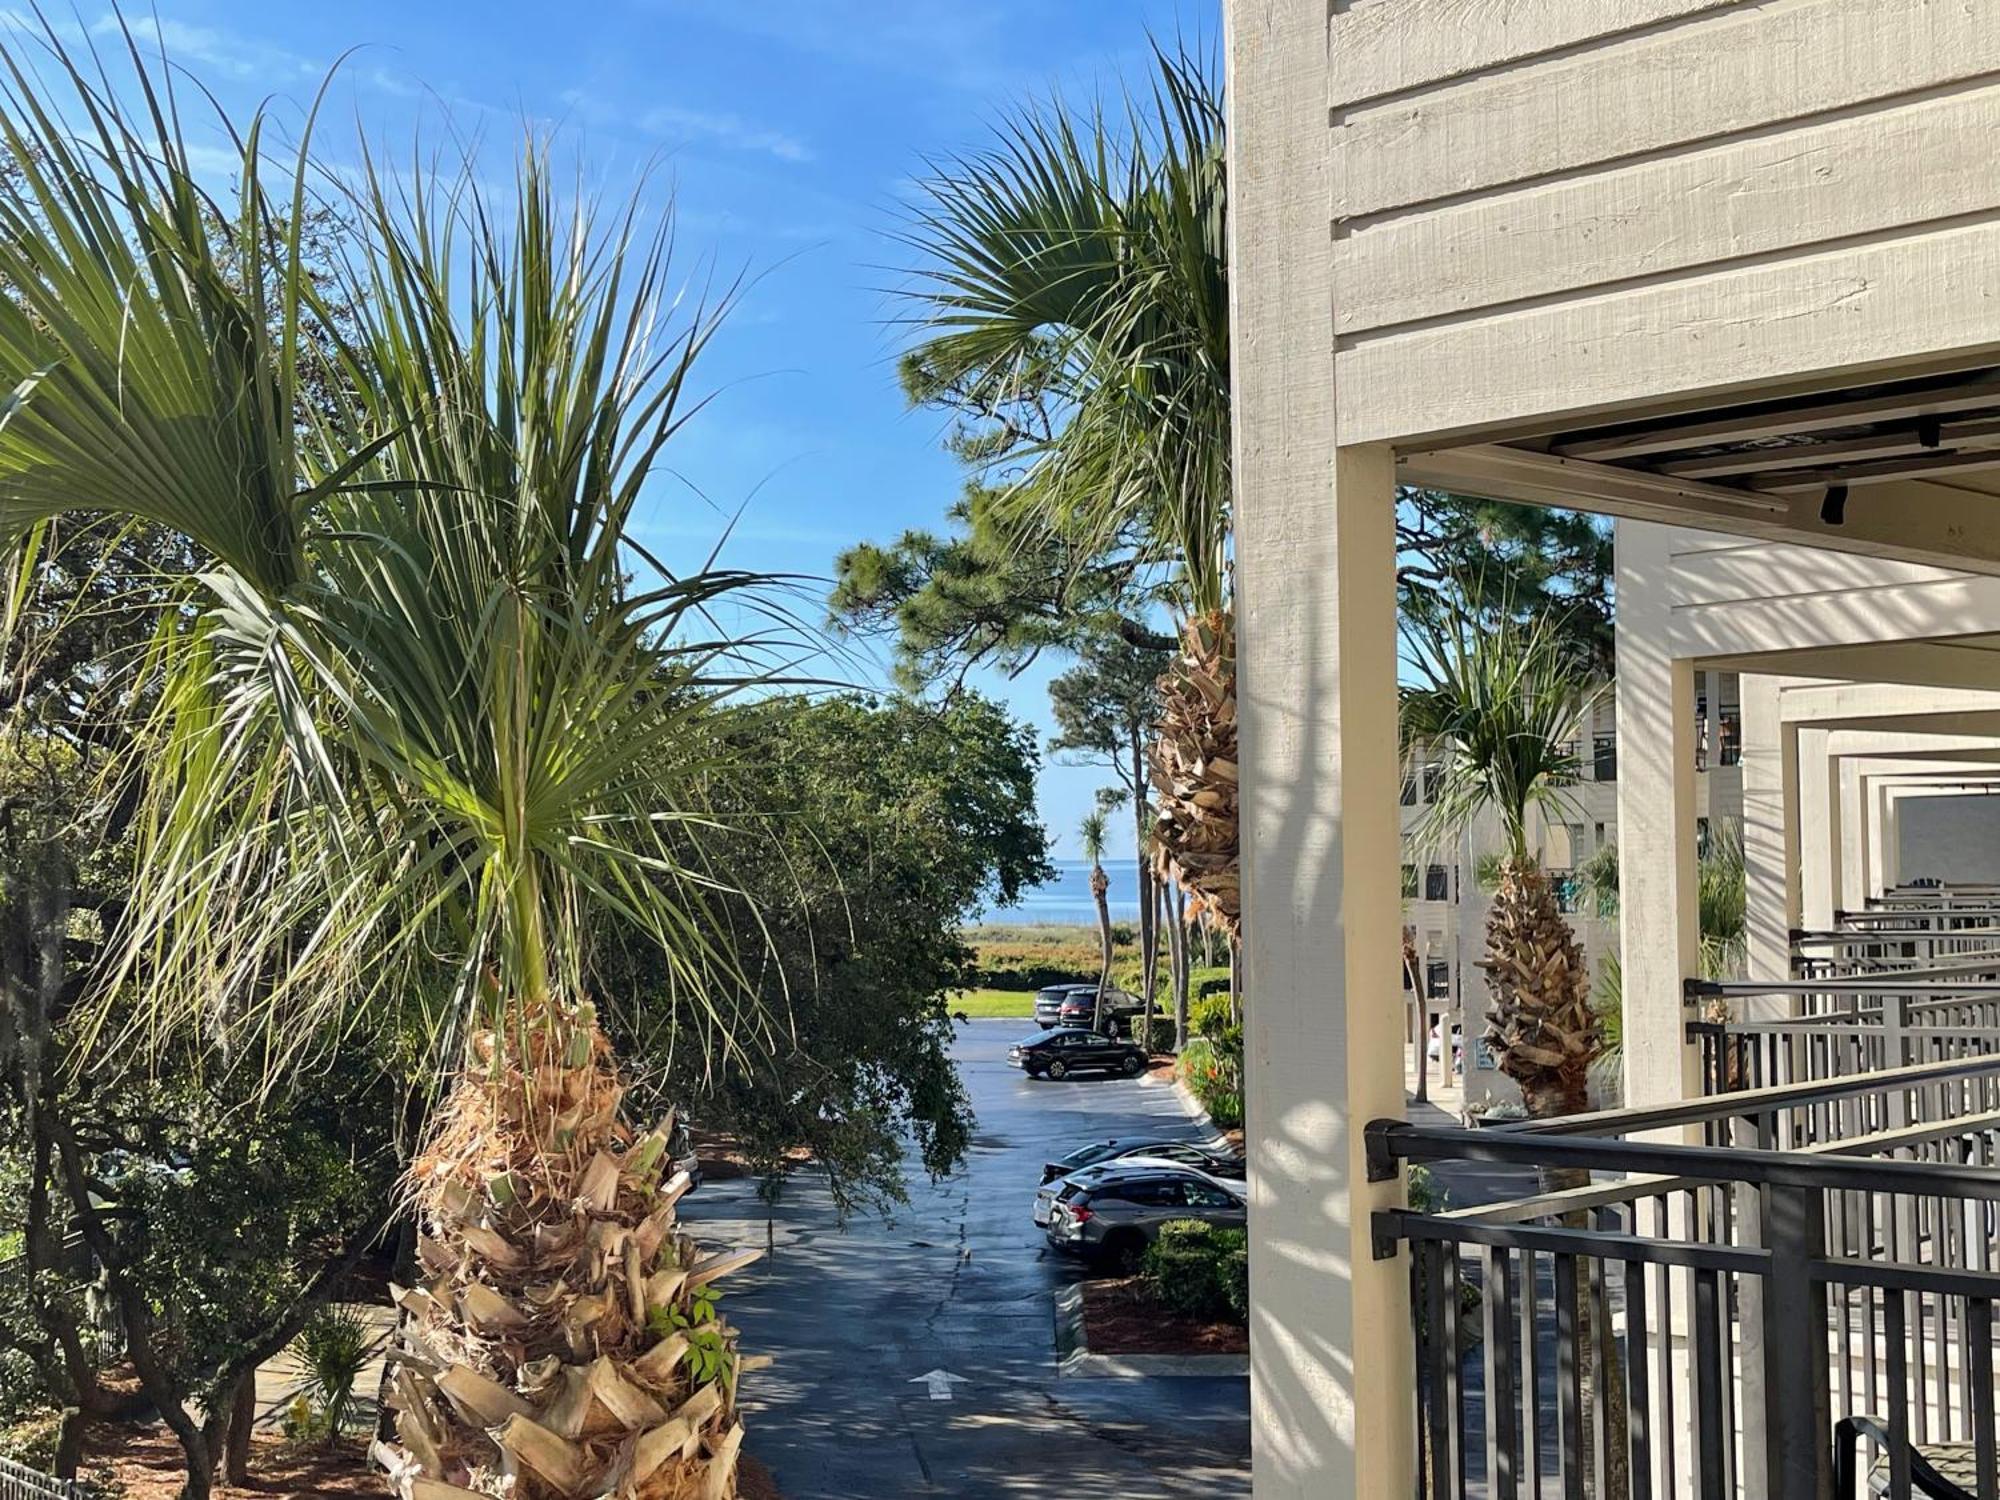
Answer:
[1177,1024,1243,1130]
[608,692,1052,1211]
[1143,1218,1248,1324]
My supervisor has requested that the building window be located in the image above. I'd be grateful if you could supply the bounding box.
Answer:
[1401,772,1418,807]
[1425,864,1450,902]
[1426,959,1451,997]
[1401,864,1418,900]
[1593,732,1618,782]
[1718,711,1742,766]
[1422,762,1445,803]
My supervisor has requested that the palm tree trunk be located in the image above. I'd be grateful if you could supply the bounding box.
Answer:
[1169,884,1190,1050]
[380,1005,755,1500]
[1091,862,1114,1032]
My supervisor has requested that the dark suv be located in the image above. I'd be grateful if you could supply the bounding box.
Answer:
[1056,987,1145,1034]
[1008,1027,1148,1081]
[1033,983,1095,1028]
[1045,1164,1246,1267]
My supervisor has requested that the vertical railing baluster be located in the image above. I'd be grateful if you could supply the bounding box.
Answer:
[1653,1199,1677,1500]
[1447,1243,1467,1499]
[1523,1246,1545,1499]
[1485,1244,1518,1500]
[1971,1296,1996,1500]
[1555,1253,1583,1500]
[1624,1249,1652,1500]
[1695,1266,1726,1500]
[1422,1240,1456,1500]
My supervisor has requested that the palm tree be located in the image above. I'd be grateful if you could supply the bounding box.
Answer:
[899,47,1238,935]
[1079,810,1114,1032]
[0,30,771,1500]
[1400,595,1606,1119]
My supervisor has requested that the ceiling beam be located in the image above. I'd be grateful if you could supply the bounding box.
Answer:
[1399,442,2000,573]
[1748,448,2000,493]
[1550,374,2000,462]
[1654,417,2000,479]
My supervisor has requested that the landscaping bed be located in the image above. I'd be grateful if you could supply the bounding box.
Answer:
[78,1421,783,1499]
[1078,1276,1248,1357]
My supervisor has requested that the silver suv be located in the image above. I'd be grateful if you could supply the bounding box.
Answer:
[1045,1163,1246,1268]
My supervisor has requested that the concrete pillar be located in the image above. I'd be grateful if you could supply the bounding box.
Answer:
[1741,675,1798,989]
[1614,522,1702,1110]
[1839,759,1867,915]
[1238,443,1408,1500]
[1228,6,1410,1491]
[1799,729,1837,931]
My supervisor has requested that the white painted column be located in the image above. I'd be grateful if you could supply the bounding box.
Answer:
[1740,675,1798,993]
[1799,728,1837,931]
[1839,758,1867,915]
[1228,6,1410,1493]
[1238,443,1409,1500]
[1614,523,1702,1110]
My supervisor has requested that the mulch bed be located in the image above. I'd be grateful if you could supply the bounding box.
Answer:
[1078,1276,1248,1357]
[82,1421,784,1500]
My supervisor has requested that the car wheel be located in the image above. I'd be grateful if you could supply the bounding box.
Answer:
[1120,1053,1143,1077]
[1046,1059,1069,1081]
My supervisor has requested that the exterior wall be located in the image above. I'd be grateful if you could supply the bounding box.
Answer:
[1895,791,2000,885]
[1328,0,2000,450]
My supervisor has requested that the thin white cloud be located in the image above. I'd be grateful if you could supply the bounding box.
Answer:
[560,88,813,164]
[90,12,318,81]
[638,103,813,163]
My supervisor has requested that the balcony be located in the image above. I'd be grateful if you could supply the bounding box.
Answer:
[1376,893,2000,1499]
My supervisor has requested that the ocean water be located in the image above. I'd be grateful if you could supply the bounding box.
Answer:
[980,858,1145,927]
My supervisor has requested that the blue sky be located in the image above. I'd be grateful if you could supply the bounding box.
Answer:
[44,0,1197,861]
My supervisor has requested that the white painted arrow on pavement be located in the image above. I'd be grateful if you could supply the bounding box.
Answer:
[908,1368,970,1401]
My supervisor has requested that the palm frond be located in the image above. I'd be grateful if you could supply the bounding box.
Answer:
[0,20,801,1077]
[1400,590,1604,862]
[898,42,1230,615]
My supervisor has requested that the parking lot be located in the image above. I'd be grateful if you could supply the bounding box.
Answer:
[677,1017,1251,1498]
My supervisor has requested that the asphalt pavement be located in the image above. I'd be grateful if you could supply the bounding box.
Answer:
[676,1017,1251,1499]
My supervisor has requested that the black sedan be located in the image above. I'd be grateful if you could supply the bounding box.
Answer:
[1008,1027,1148,1081]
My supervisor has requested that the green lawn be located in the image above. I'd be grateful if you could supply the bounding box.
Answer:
[951,987,1037,1018]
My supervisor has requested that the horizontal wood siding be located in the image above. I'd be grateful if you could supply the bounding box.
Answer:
[1336,216,2000,446]
[1335,86,2000,336]
[1668,540,1963,607]
[1328,0,1744,106]
[1333,0,2000,221]
[1654,529,2000,658]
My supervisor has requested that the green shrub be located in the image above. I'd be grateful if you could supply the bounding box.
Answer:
[1142,1219,1249,1324]
[1407,1163,1447,1215]
[1189,992,1234,1040]
[1137,1015,1176,1053]
[0,1409,63,1469]
[1178,1019,1244,1129]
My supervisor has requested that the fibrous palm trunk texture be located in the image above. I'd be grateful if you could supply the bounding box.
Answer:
[374,1004,761,1500]
[1150,610,1238,939]
[1480,860,1595,1119]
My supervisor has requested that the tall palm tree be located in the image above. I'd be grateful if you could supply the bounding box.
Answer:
[1400,595,1606,1119]
[0,29,771,1500]
[1079,810,1114,1031]
[899,47,1239,935]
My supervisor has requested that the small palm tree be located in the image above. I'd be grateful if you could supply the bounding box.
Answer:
[1401,594,1605,1119]
[1080,810,1114,1031]
[0,29,772,1500]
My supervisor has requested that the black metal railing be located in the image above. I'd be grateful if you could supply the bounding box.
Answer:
[1372,1056,2000,1499]
[0,1457,85,1500]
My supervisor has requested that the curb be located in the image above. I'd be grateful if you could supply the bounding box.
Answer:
[1053,1283,1250,1380]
